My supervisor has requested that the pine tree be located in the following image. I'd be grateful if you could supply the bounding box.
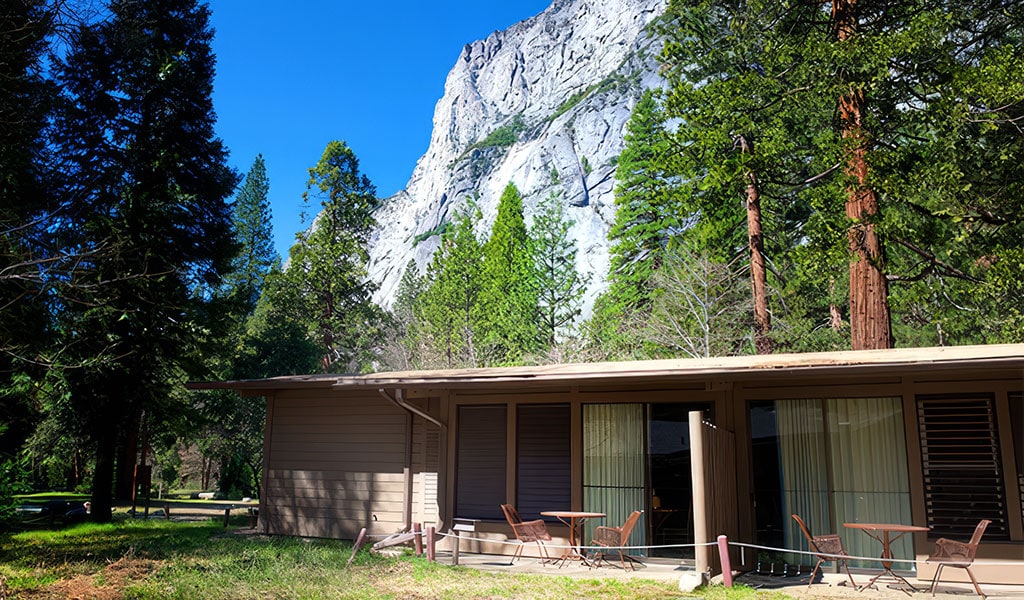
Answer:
[477,182,540,365]
[659,0,1024,350]
[530,191,589,348]
[419,207,484,368]
[382,260,426,370]
[589,90,677,354]
[226,154,276,311]
[284,140,383,372]
[54,0,238,521]
[0,0,56,464]
[605,90,676,309]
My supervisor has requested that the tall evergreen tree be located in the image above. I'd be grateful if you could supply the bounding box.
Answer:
[382,260,426,370]
[419,207,484,368]
[0,0,56,465]
[476,182,540,365]
[589,90,677,355]
[283,140,382,372]
[54,0,238,521]
[226,154,276,311]
[530,191,588,348]
[659,0,1024,350]
[657,0,834,355]
[603,90,676,312]
[193,153,277,499]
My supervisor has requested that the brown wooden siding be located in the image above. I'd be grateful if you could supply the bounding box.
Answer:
[411,397,443,526]
[250,359,1023,582]
[263,390,407,539]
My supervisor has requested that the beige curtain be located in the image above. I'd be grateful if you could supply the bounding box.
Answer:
[778,397,912,570]
[777,399,829,563]
[828,397,912,568]
[583,404,646,554]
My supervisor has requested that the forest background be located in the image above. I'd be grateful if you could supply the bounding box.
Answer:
[1,0,1022,523]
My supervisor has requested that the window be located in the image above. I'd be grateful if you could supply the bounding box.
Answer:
[583,404,645,552]
[516,404,570,520]
[777,397,912,567]
[917,395,1008,540]
[455,405,506,520]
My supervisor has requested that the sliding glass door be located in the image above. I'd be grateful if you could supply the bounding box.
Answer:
[582,402,710,558]
[777,397,912,569]
[582,404,645,554]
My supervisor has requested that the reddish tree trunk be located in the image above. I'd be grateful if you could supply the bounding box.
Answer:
[736,135,772,354]
[833,0,893,350]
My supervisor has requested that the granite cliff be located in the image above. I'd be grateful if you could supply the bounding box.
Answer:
[367,0,667,317]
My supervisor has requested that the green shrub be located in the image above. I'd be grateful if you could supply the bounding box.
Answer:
[413,221,449,245]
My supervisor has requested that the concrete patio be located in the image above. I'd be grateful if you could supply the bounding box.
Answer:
[433,551,1024,599]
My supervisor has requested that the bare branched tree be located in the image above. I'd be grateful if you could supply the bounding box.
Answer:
[643,251,754,359]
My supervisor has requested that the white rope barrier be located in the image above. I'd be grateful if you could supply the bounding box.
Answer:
[384,530,717,551]
[359,527,1024,568]
[730,540,1024,568]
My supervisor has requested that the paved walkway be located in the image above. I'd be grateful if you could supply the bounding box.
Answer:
[438,553,1024,599]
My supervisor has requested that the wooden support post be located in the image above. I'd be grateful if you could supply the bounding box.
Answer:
[163,504,170,520]
[450,519,478,566]
[690,411,709,579]
[347,528,368,567]
[413,522,423,556]
[718,535,733,587]
[426,526,436,562]
[223,507,231,527]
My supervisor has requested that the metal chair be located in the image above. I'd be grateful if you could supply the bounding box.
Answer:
[500,504,552,563]
[792,514,857,588]
[590,510,643,571]
[927,519,990,599]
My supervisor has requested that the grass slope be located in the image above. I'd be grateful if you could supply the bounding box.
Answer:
[0,519,794,599]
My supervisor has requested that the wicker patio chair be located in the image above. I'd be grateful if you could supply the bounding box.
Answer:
[792,514,857,588]
[927,519,990,599]
[500,504,553,563]
[590,510,644,571]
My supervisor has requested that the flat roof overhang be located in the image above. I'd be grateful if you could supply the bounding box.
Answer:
[187,343,1024,396]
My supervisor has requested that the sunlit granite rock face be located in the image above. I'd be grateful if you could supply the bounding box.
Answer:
[367,0,666,318]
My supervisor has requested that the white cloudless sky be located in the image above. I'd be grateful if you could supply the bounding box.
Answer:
[209,1,552,259]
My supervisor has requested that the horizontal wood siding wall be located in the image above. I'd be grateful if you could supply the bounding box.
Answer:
[264,389,407,539]
[412,398,442,526]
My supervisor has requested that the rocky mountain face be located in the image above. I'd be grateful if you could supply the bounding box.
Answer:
[367,0,667,318]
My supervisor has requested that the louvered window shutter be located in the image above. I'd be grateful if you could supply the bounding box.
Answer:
[455,405,507,520]
[917,395,1008,540]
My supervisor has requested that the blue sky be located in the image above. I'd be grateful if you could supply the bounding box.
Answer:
[210,1,552,259]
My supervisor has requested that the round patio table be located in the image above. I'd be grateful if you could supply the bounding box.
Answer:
[540,510,605,566]
[844,522,930,594]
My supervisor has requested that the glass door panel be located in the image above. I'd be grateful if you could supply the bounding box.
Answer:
[582,404,645,555]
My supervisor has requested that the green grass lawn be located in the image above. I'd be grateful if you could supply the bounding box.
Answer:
[0,519,796,599]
